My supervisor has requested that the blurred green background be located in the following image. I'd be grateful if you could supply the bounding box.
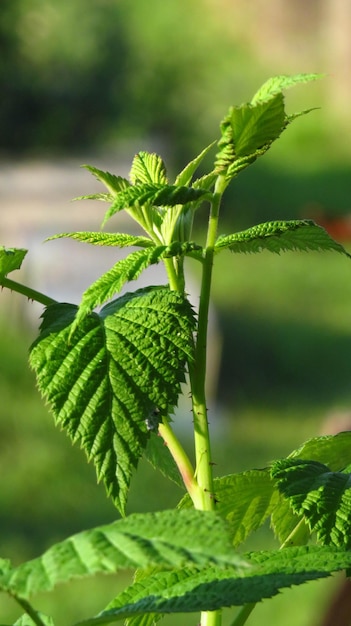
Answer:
[2,1,351,624]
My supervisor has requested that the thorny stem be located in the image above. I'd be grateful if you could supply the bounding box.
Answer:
[0,277,57,307]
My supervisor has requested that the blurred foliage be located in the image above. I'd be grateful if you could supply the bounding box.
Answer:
[1,0,259,160]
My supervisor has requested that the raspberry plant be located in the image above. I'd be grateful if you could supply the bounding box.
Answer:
[2,73,351,626]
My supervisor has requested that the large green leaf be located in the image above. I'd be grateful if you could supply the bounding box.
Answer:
[0,246,27,279]
[1,510,245,599]
[272,458,351,548]
[76,545,351,625]
[29,287,196,513]
[215,220,351,257]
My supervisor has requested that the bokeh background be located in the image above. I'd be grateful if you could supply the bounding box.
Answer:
[2,1,351,625]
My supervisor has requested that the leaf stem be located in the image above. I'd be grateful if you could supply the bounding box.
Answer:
[11,593,47,626]
[0,277,57,307]
[158,420,202,507]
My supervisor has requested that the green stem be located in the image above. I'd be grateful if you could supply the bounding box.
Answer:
[230,603,256,626]
[190,176,226,512]
[190,176,227,626]
[11,594,47,626]
[158,420,202,507]
[1,277,57,307]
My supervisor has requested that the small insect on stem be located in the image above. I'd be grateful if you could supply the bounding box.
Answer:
[145,407,161,432]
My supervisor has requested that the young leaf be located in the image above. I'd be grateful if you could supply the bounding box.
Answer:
[82,165,130,195]
[0,247,27,279]
[251,73,323,104]
[46,232,154,249]
[29,288,195,513]
[130,152,168,185]
[215,219,351,257]
[231,93,285,157]
[272,458,351,548]
[108,183,210,212]
[13,613,54,626]
[174,141,217,187]
[75,546,351,625]
[74,192,114,203]
[1,510,246,599]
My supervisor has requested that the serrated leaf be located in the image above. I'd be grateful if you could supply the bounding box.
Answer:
[2,510,245,599]
[174,142,216,187]
[74,243,201,328]
[179,470,277,547]
[0,247,27,279]
[272,432,351,545]
[215,219,351,257]
[74,192,114,202]
[76,545,351,625]
[272,458,351,548]
[46,232,154,249]
[29,288,196,513]
[251,73,323,104]
[110,184,210,212]
[288,432,351,471]
[82,165,130,195]
[130,152,168,186]
[231,93,285,157]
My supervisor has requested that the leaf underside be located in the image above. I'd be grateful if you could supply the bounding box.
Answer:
[215,220,351,257]
[29,287,196,514]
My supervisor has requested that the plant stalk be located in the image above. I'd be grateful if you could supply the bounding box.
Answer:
[1,277,57,307]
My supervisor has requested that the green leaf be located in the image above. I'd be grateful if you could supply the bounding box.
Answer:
[29,288,196,513]
[109,183,210,212]
[288,432,351,471]
[74,192,114,203]
[74,243,201,327]
[174,142,217,187]
[179,470,277,547]
[46,232,154,248]
[251,73,323,104]
[82,165,130,195]
[231,93,285,157]
[215,220,351,257]
[76,545,351,624]
[0,247,27,279]
[272,458,351,548]
[130,152,168,186]
[1,510,246,599]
